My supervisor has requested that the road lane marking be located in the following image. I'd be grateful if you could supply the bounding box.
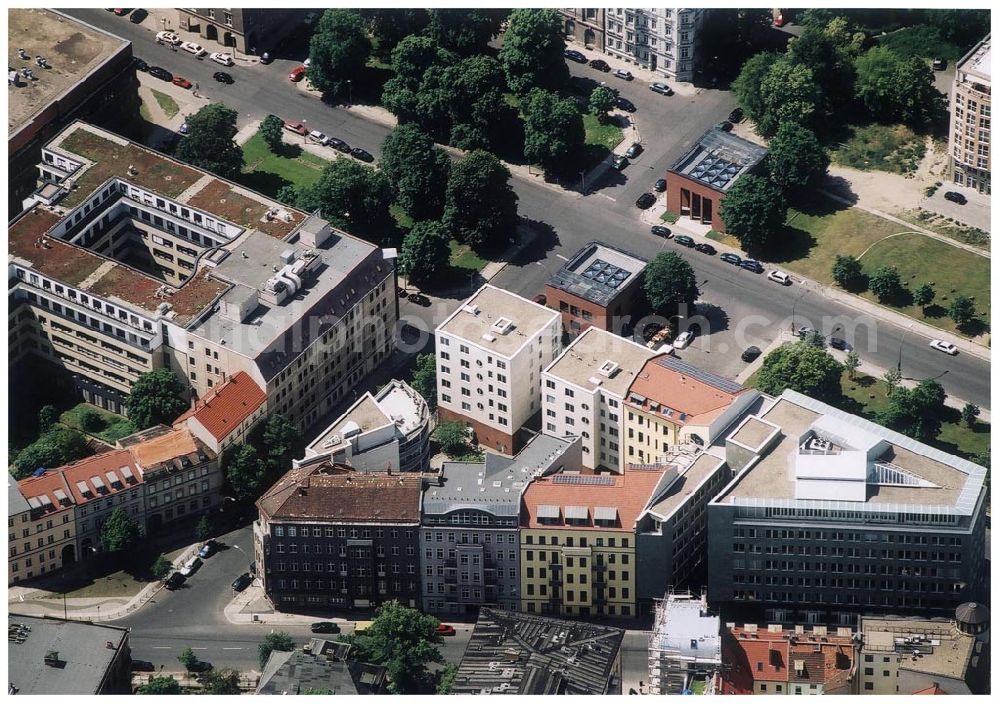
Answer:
[555,254,569,261]
[223,647,243,650]
[152,646,171,649]
[191,647,208,650]
[597,194,616,202]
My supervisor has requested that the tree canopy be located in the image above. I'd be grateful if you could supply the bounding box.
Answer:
[398,221,451,286]
[854,47,944,126]
[757,58,822,136]
[877,378,947,442]
[259,632,294,669]
[588,86,616,123]
[138,676,181,695]
[718,174,787,254]
[499,9,569,94]
[410,353,437,410]
[434,421,471,457]
[224,443,269,503]
[643,251,700,315]
[948,295,977,329]
[522,89,586,174]
[258,114,284,152]
[12,427,90,479]
[348,600,444,693]
[766,123,830,190]
[755,342,844,402]
[442,150,518,253]
[100,506,143,553]
[126,369,188,431]
[307,9,372,97]
[362,9,430,57]
[868,265,905,303]
[202,668,242,695]
[297,159,395,244]
[426,9,507,56]
[380,124,451,220]
[831,254,867,292]
[175,103,244,179]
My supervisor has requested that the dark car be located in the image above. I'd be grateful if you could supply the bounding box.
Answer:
[720,252,742,266]
[654,178,667,192]
[165,572,186,590]
[674,235,695,247]
[741,346,762,363]
[694,243,716,255]
[129,8,147,23]
[133,57,148,72]
[187,660,213,674]
[716,120,733,132]
[614,96,636,112]
[311,621,341,634]
[589,58,611,71]
[932,57,946,71]
[635,193,656,209]
[231,573,252,592]
[351,147,374,162]
[651,225,672,238]
[408,292,431,306]
[131,659,156,672]
[328,137,350,153]
[612,155,629,170]
[624,142,643,159]
[148,66,173,82]
[213,71,234,84]
[259,51,273,65]
[829,337,847,351]
[740,259,764,273]
[944,191,967,205]
[564,49,587,64]
[728,107,744,123]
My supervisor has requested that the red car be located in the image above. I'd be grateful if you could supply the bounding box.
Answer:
[284,121,307,136]
[436,624,456,636]
[113,8,133,16]
[288,65,306,82]
[772,15,786,27]
[172,76,193,89]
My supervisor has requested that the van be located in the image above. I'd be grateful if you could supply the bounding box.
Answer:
[180,556,202,577]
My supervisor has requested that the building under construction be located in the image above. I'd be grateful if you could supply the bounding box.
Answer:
[648,591,721,695]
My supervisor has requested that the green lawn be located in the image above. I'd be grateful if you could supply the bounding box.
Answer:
[59,403,136,445]
[449,240,488,273]
[829,123,926,174]
[150,89,179,119]
[237,133,331,198]
[705,229,739,247]
[389,204,414,232]
[878,25,964,62]
[583,113,625,152]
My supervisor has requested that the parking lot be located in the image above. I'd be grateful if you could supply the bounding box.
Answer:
[920,184,991,232]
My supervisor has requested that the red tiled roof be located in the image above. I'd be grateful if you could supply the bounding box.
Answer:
[17,471,74,515]
[721,627,856,693]
[520,469,665,531]
[915,685,946,695]
[59,449,143,504]
[178,372,266,441]
[627,356,748,426]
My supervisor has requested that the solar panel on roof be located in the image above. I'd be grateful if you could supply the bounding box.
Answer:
[655,356,744,394]
[553,474,615,486]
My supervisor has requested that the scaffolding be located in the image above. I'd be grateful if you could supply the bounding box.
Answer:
[648,591,722,695]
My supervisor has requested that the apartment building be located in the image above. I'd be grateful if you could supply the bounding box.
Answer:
[707,389,989,625]
[648,592,721,695]
[603,8,706,82]
[519,466,666,618]
[436,285,562,455]
[559,9,606,51]
[421,434,581,617]
[172,371,268,454]
[949,34,991,194]
[297,379,431,473]
[9,121,396,430]
[255,464,424,611]
[8,472,77,583]
[544,241,648,337]
[542,327,657,471]
[177,8,312,55]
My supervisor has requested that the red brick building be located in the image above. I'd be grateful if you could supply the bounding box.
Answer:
[665,127,768,232]
[544,241,648,337]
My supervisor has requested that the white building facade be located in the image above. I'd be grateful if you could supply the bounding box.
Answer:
[603,8,706,82]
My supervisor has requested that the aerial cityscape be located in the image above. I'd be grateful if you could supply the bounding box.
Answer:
[6,5,991,696]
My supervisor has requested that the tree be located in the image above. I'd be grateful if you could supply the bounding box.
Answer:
[225,444,268,503]
[522,88,586,174]
[434,421,470,457]
[410,353,437,410]
[844,350,860,380]
[831,254,867,291]
[399,221,451,286]
[261,414,300,475]
[380,124,451,220]
[138,676,181,695]
[363,8,430,58]
[877,378,946,442]
[100,506,143,553]
[718,174,786,254]
[786,23,857,113]
[882,366,902,397]
[961,403,980,428]
[868,265,905,303]
[175,103,243,179]
[195,515,212,543]
[442,150,518,253]
[303,688,335,695]
[126,369,188,431]
[259,632,294,669]
[12,427,90,479]
[299,159,395,243]
[757,58,822,136]
[348,600,444,693]
[436,663,458,694]
[500,9,569,94]
[755,343,844,402]
[948,295,976,329]
[643,251,700,315]
[913,283,935,314]
[258,114,285,152]
[307,9,372,97]
[426,9,507,56]
[588,86,616,124]
[925,9,992,48]
[445,55,513,151]
[732,52,779,128]
[202,667,242,694]
[855,47,944,126]
[178,647,199,672]
[804,330,827,348]
[766,123,829,190]
[78,408,102,433]
[38,405,59,432]
[151,553,172,580]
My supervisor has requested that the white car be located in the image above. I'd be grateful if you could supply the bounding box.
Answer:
[181,41,207,56]
[303,57,311,68]
[929,339,959,355]
[307,130,330,146]
[767,270,792,286]
[179,556,202,577]
[209,52,234,66]
[613,68,633,80]
[674,331,695,349]
[156,31,181,45]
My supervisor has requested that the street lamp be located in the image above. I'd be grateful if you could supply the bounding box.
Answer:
[790,289,810,334]
[346,80,353,106]
[579,169,587,193]
[897,323,915,374]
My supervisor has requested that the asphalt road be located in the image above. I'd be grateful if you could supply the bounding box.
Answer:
[67,8,990,410]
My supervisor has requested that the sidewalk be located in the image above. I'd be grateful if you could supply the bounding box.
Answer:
[563,37,703,98]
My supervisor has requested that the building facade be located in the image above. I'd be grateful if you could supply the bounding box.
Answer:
[542,328,657,471]
[436,285,562,455]
[255,464,423,611]
[949,34,991,194]
[421,434,581,617]
[177,8,312,55]
[603,8,706,82]
[559,9,606,51]
[8,472,77,583]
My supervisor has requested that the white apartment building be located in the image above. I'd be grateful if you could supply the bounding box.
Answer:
[541,327,657,471]
[949,34,991,194]
[435,285,562,455]
[603,8,706,82]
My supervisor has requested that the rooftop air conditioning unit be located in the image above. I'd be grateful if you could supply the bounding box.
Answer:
[598,360,619,377]
[492,317,515,335]
[462,304,480,315]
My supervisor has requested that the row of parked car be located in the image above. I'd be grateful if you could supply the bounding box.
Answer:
[282,122,374,162]
[564,48,675,96]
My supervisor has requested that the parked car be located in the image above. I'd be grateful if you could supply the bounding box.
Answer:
[635,193,656,209]
[198,540,219,559]
[613,68,634,80]
[944,191,967,205]
[132,57,148,72]
[213,71,234,84]
[589,58,611,71]
[932,57,947,71]
[328,137,350,153]
[654,178,667,192]
[772,14,787,27]
[741,346,762,363]
[113,8,132,16]
[308,130,331,146]
[694,243,716,255]
[172,76,193,89]
[740,259,764,274]
[716,120,733,132]
[564,49,587,63]
[614,96,636,112]
[232,573,253,592]
[129,8,147,23]
[131,659,156,672]
[612,155,629,170]
[178,121,189,135]
[351,147,374,162]
[647,327,672,350]
[156,31,181,45]
[533,294,547,305]
[624,142,643,159]
[436,624,457,636]
[181,41,207,57]
[148,66,173,82]
[165,572,186,590]
[179,556,202,577]
[187,660,213,674]
[767,270,792,286]
[674,330,695,349]
[650,225,672,238]
[284,121,307,136]
[829,337,848,351]
[408,292,431,306]
[929,339,959,355]
[311,622,341,634]
[210,52,234,66]
[728,107,744,123]
[674,235,695,247]
[720,252,742,265]
[288,65,307,82]
[259,52,273,65]
[650,82,674,95]
[795,326,818,339]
